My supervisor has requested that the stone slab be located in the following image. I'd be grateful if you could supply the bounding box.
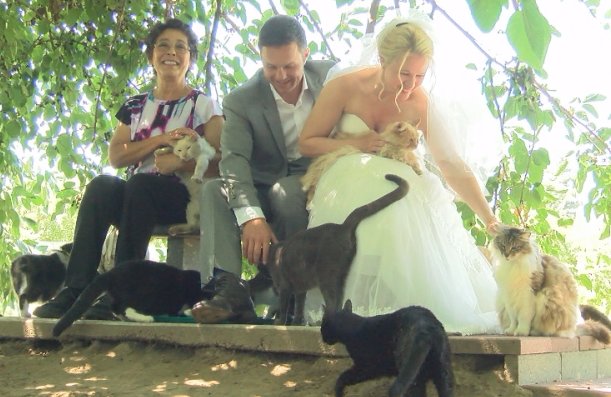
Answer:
[0,318,607,358]
[524,378,611,397]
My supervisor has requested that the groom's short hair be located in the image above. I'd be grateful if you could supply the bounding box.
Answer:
[258,15,307,50]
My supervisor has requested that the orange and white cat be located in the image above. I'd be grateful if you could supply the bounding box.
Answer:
[491,226,609,343]
[301,121,422,206]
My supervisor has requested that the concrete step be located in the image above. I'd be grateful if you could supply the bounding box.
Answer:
[1,317,609,388]
[525,378,611,396]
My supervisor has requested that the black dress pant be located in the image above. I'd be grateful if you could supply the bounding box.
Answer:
[65,173,189,289]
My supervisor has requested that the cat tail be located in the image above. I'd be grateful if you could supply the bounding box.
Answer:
[577,320,611,345]
[343,174,408,230]
[580,304,611,331]
[52,273,113,337]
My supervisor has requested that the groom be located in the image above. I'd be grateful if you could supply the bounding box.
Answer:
[193,15,335,322]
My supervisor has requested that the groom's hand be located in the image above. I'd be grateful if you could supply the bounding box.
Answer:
[241,218,278,265]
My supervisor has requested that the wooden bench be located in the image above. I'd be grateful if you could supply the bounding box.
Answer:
[151,226,200,270]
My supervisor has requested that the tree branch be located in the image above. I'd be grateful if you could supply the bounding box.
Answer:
[93,1,126,139]
[533,80,610,154]
[268,0,279,15]
[165,0,175,19]
[426,0,609,155]
[298,0,338,60]
[366,0,381,34]
[222,12,259,56]
[203,0,222,96]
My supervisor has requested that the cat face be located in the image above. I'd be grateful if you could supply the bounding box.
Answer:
[382,121,420,149]
[320,300,354,344]
[172,136,199,161]
[493,227,533,260]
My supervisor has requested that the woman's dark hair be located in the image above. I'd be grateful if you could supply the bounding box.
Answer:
[258,15,307,50]
[145,18,198,62]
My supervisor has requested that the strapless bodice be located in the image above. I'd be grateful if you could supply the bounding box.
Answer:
[335,113,370,136]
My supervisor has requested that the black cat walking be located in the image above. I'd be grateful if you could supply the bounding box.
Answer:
[321,300,454,397]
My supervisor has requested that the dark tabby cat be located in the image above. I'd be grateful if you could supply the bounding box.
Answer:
[321,300,454,397]
[267,174,408,325]
[11,242,72,317]
[53,260,203,337]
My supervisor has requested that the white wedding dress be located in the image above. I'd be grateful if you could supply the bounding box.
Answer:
[305,113,501,334]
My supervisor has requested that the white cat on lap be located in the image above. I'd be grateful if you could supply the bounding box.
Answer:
[155,134,215,235]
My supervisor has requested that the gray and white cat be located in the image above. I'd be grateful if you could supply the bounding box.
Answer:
[491,225,610,343]
[156,134,215,235]
[11,243,72,317]
[267,174,408,325]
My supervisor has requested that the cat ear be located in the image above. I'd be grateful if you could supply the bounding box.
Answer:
[343,299,353,312]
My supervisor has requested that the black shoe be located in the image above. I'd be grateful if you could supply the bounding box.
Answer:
[192,273,257,324]
[33,287,82,319]
[82,294,118,321]
[201,268,229,300]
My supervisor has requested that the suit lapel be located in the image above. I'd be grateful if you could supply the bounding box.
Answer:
[258,73,287,157]
[258,62,328,160]
[304,66,325,98]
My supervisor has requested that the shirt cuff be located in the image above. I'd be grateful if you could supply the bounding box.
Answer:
[233,206,265,226]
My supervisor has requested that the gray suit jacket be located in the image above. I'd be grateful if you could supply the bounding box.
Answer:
[219,60,335,209]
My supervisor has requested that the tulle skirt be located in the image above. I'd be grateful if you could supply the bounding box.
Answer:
[305,153,500,334]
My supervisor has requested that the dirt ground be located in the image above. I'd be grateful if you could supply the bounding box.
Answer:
[0,338,533,397]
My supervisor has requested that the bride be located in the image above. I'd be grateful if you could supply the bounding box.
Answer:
[298,16,501,334]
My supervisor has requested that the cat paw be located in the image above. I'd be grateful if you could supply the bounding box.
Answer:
[514,326,531,336]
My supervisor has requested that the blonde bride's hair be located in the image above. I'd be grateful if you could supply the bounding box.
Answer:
[376,20,434,107]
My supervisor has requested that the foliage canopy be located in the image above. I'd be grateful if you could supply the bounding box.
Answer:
[0,0,609,312]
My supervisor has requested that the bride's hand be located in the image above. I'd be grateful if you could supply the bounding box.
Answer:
[355,131,386,153]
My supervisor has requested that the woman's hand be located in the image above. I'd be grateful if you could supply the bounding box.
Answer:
[169,127,199,140]
[486,219,501,236]
[354,131,387,153]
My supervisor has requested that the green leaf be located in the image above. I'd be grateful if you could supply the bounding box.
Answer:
[466,0,507,32]
[577,274,593,291]
[280,0,300,15]
[583,103,598,117]
[508,136,529,174]
[531,148,550,168]
[506,0,552,71]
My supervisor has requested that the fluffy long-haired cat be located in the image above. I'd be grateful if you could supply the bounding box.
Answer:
[52,259,203,337]
[321,300,454,397]
[491,226,610,343]
[11,242,72,317]
[302,121,421,205]
[267,174,408,325]
[155,134,216,235]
